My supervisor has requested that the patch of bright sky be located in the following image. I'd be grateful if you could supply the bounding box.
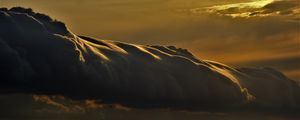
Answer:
[208,0,274,10]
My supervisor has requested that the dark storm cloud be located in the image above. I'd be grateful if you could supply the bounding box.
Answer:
[0,7,299,110]
[1,1,297,78]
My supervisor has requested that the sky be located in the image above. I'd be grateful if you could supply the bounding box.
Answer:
[0,0,299,80]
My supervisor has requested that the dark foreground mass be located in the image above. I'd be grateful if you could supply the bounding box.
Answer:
[0,7,299,119]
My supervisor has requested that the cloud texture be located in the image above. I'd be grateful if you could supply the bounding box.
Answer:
[0,7,299,110]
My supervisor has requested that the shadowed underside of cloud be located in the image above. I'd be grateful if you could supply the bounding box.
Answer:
[0,7,299,110]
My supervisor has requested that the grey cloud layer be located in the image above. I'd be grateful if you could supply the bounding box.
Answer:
[0,7,299,110]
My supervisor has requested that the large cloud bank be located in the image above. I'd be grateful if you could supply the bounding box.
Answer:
[0,7,299,110]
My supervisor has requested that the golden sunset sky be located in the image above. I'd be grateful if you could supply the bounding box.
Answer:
[1,0,299,80]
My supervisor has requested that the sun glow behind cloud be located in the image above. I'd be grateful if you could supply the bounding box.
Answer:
[217,0,274,17]
[191,0,300,18]
[208,0,274,10]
